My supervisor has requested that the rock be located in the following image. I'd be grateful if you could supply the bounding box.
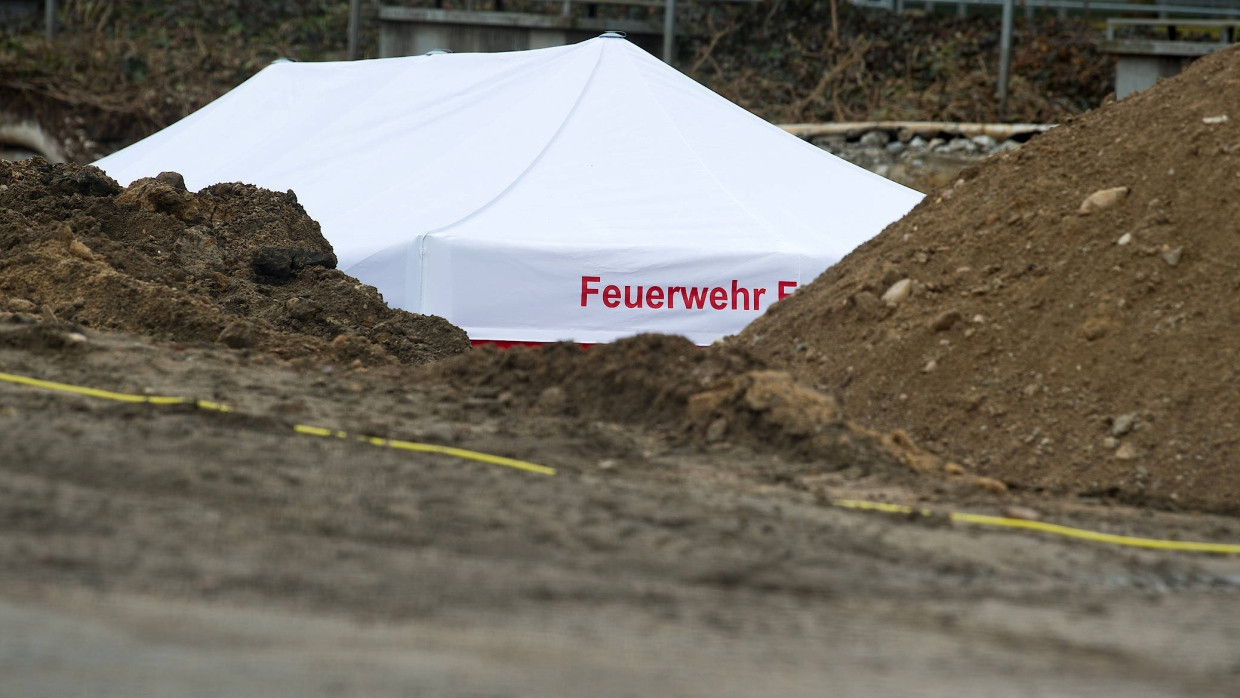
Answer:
[251,247,337,280]
[928,310,962,332]
[922,359,938,373]
[217,321,257,349]
[909,135,928,148]
[116,177,204,222]
[1162,246,1183,266]
[1117,232,1132,246]
[974,477,1008,494]
[705,417,728,443]
[1115,442,1139,460]
[420,422,458,443]
[940,137,978,155]
[1202,115,1229,124]
[1078,186,1129,215]
[971,134,998,149]
[1002,506,1041,521]
[284,297,322,322]
[881,278,912,304]
[885,141,907,155]
[155,171,188,191]
[1103,436,1119,449]
[6,298,36,313]
[1111,413,1137,436]
[860,130,890,147]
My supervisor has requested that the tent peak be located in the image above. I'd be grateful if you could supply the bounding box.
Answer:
[598,30,627,39]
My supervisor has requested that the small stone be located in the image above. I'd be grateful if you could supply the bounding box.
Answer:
[971,134,998,149]
[1115,442,1139,460]
[881,278,912,304]
[705,417,728,443]
[421,422,457,443]
[922,359,938,373]
[974,477,1008,494]
[1103,436,1119,449]
[1002,506,1041,521]
[1117,233,1132,246]
[860,130,890,147]
[217,321,257,349]
[155,171,188,191]
[1078,186,1130,215]
[1162,246,1183,266]
[598,459,618,470]
[943,462,965,476]
[1111,413,1137,436]
[928,310,962,332]
[1202,115,1229,125]
[6,298,36,313]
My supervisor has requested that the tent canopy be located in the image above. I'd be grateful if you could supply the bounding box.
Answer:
[95,34,923,345]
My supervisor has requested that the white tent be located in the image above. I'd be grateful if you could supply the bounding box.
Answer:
[95,34,923,345]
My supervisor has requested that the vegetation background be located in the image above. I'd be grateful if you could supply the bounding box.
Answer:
[0,0,1113,160]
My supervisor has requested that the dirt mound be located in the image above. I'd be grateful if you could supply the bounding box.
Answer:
[0,158,469,365]
[739,45,1240,514]
[431,334,997,488]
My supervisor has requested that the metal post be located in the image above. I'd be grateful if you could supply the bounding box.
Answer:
[348,0,361,60]
[998,0,1013,113]
[45,0,55,40]
[662,0,675,63]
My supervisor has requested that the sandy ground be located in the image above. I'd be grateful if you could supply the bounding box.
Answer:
[2,324,1239,696]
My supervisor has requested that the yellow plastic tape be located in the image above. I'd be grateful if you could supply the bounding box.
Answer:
[831,499,1240,555]
[0,370,554,476]
[5,370,1237,549]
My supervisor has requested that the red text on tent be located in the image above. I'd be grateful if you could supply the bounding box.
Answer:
[580,276,796,311]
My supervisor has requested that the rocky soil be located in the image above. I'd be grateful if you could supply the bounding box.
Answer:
[740,44,1240,515]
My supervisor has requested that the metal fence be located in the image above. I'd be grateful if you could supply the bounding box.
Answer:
[852,0,1240,18]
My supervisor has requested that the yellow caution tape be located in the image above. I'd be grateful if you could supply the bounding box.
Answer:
[0,370,554,476]
[0,371,232,412]
[4,370,1237,549]
[293,424,556,476]
[831,499,1240,555]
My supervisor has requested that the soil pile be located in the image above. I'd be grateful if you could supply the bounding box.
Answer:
[740,45,1240,514]
[0,159,469,365]
[428,334,991,489]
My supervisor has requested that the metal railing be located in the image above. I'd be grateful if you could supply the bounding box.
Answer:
[852,0,1240,18]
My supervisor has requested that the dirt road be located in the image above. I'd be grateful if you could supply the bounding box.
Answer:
[2,324,1238,696]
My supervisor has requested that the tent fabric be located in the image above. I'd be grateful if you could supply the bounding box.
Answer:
[95,35,924,345]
